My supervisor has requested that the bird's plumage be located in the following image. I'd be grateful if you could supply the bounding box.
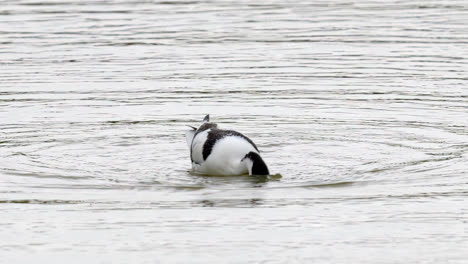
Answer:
[185,115,269,176]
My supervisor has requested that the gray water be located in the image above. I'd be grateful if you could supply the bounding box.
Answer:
[1,0,468,263]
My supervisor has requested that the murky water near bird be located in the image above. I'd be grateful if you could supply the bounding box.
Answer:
[1,0,468,263]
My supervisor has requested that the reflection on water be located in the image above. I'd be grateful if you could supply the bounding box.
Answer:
[1,0,467,263]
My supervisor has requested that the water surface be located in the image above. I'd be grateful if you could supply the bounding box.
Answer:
[1,0,467,263]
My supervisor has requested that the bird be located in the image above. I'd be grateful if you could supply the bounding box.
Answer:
[185,115,269,176]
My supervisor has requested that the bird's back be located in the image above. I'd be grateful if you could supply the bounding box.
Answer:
[191,128,259,175]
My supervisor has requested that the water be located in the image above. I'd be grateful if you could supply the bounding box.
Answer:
[1,0,467,263]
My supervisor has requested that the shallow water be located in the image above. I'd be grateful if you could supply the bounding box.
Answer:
[1,0,468,263]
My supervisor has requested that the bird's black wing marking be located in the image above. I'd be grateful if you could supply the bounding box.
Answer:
[202,129,259,161]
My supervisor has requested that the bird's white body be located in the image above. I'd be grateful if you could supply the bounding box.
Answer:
[185,115,269,176]
[189,129,257,175]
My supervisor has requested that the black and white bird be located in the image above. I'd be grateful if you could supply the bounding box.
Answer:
[185,115,269,176]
